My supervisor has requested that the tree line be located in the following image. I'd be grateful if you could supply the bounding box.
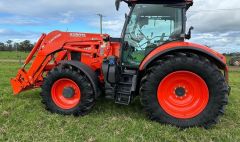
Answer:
[0,40,34,52]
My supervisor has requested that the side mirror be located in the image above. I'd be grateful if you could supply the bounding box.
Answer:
[115,0,121,11]
[185,26,194,40]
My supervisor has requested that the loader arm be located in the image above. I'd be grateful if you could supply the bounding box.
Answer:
[10,31,108,95]
[10,32,62,95]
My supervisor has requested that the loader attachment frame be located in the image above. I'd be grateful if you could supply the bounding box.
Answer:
[10,34,50,95]
[10,31,107,95]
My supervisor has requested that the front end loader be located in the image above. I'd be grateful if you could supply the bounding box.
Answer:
[11,0,230,128]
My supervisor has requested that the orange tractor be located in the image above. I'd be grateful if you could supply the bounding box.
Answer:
[11,0,230,128]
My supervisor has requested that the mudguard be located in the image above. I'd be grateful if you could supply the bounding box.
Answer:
[59,60,101,98]
[139,41,227,71]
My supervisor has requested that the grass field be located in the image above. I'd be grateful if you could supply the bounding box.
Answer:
[0,52,240,142]
[0,51,28,60]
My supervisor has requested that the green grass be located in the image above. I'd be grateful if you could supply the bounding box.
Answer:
[0,54,240,142]
[0,51,29,60]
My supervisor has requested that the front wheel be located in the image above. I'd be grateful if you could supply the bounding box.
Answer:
[140,53,228,128]
[41,66,95,116]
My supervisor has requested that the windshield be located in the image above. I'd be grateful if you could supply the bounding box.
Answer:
[122,4,184,66]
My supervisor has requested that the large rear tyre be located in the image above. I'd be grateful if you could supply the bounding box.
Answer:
[140,53,228,128]
[41,66,95,116]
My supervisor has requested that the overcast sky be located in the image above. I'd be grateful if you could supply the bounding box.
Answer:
[0,0,239,53]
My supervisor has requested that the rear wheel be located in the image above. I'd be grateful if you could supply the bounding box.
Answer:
[140,53,228,128]
[41,66,95,116]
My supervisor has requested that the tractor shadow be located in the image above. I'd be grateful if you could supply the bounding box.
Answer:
[15,91,147,122]
[15,89,41,100]
[93,96,146,120]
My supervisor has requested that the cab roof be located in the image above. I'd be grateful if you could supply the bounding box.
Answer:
[124,0,193,7]
[125,0,192,4]
[116,0,193,11]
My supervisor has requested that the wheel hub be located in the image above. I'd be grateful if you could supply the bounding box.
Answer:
[157,71,209,119]
[51,78,81,109]
[63,87,75,98]
[175,87,186,97]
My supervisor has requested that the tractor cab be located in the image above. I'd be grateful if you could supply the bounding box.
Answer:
[116,0,193,66]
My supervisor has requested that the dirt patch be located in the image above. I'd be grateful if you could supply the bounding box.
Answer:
[229,66,240,71]
[0,60,21,63]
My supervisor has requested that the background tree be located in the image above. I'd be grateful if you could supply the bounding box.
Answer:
[0,40,34,51]
[13,42,20,51]
[6,40,13,51]
[19,40,34,52]
[0,42,5,51]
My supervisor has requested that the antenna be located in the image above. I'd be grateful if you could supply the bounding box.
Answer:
[97,14,106,34]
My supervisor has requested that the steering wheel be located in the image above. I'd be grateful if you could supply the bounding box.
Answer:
[126,27,150,43]
[139,33,166,48]
[137,28,150,41]
[125,31,142,43]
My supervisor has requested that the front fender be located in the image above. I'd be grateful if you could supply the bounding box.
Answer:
[59,60,101,98]
[139,41,227,71]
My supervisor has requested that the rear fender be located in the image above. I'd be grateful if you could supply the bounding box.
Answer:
[139,41,228,82]
[58,60,101,98]
[140,42,227,70]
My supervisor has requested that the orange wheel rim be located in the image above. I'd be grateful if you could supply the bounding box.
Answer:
[51,78,81,109]
[157,71,209,119]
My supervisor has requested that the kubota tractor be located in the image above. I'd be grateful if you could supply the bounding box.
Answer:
[11,0,230,128]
